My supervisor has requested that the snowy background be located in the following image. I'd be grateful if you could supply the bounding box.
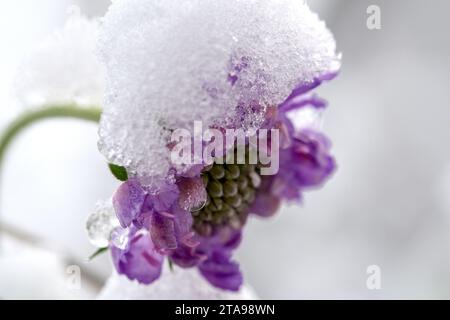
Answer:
[1,0,450,299]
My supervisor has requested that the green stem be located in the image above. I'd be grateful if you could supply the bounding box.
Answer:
[0,105,102,168]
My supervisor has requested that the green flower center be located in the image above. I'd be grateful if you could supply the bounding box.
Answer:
[192,160,262,236]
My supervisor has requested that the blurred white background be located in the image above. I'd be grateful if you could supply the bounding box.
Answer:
[1,0,450,299]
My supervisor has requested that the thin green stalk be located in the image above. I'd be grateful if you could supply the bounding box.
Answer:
[0,105,102,168]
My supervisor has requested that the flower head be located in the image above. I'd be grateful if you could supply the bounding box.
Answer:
[92,0,341,291]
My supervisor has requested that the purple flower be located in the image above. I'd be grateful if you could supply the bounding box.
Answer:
[112,178,198,251]
[249,76,336,216]
[108,76,337,289]
[96,0,341,293]
[111,228,163,284]
[276,78,336,195]
[283,130,335,189]
[169,242,206,268]
[258,130,335,205]
[110,175,208,284]
[113,179,146,228]
[108,74,336,290]
[197,228,243,291]
[248,178,281,217]
[109,173,246,290]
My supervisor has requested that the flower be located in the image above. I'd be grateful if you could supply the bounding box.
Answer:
[249,79,337,217]
[197,228,243,291]
[93,0,341,291]
[113,179,199,253]
[107,74,337,290]
[111,228,164,284]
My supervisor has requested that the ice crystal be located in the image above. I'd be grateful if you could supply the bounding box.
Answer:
[86,199,119,248]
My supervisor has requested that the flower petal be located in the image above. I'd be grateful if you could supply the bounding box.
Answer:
[284,72,339,101]
[199,251,243,291]
[249,191,281,217]
[170,243,207,268]
[196,228,243,291]
[289,130,336,188]
[146,182,180,212]
[111,230,163,285]
[112,179,146,228]
[150,212,177,252]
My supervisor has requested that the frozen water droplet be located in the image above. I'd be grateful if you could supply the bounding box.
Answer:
[110,227,130,250]
[86,200,120,248]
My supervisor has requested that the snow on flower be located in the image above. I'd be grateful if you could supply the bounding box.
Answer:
[91,0,341,291]
[97,0,340,181]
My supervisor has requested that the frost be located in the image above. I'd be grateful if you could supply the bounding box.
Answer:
[86,199,119,248]
[15,6,105,107]
[97,0,341,184]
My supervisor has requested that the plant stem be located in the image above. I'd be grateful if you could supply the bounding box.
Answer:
[0,105,102,168]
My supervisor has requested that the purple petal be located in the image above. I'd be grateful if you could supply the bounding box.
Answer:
[211,227,242,251]
[289,130,336,188]
[195,228,243,291]
[110,230,163,285]
[146,182,179,212]
[112,179,146,228]
[199,251,243,291]
[150,212,177,252]
[277,95,327,149]
[270,176,303,201]
[172,205,195,243]
[285,72,339,100]
[169,211,203,268]
[279,94,327,114]
[170,243,207,268]
[249,191,281,217]
[262,129,335,203]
